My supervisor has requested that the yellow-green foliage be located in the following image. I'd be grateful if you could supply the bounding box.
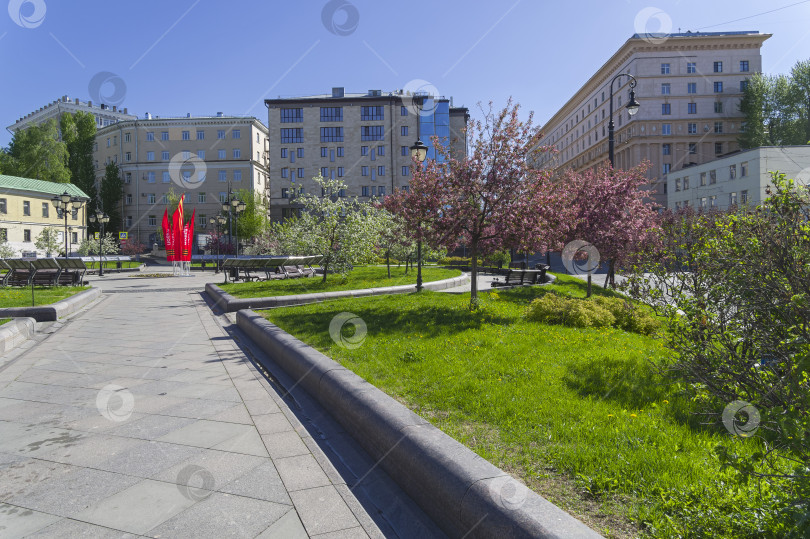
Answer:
[526,293,660,335]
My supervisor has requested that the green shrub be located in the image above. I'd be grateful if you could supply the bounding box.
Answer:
[567,299,615,328]
[525,292,568,324]
[526,293,658,334]
[593,296,661,336]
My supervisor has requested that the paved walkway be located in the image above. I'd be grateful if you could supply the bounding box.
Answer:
[0,271,442,538]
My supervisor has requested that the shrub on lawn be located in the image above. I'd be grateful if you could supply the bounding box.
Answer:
[593,296,661,336]
[526,292,660,334]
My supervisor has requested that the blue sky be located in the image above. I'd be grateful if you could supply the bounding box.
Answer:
[1,0,808,147]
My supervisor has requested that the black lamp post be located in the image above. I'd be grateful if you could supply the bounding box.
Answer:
[51,191,84,259]
[607,73,641,169]
[88,210,110,276]
[222,195,246,257]
[209,215,227,272]
[409,138,429,292]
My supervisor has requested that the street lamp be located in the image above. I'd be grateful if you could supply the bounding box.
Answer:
[410,137,429,293]
[209,215,227,272]
[88,210,110,276]
[221,192,246,257]
[51,191,84,259]
[607,73,641,169]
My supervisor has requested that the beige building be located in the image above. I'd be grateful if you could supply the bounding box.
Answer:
[94,115,269,246]
[7,95,136,134]
[666,146,810,210]
[0,174,90,256]
[264,87,468,221]
[536,31,771,206]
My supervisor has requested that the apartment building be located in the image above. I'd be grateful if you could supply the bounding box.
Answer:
[536,31,771,206]
[7,95,136,134]
[666,146,810,210]
[264,87,468,221]
[94,115,269,247]
[0,174,90,256]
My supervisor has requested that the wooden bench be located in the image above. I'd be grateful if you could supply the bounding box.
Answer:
[57,258,88,285]
[5,259,33,287]
[31,258,62,286]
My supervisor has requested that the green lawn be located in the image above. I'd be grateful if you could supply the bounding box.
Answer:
[0,286,89,308]
[220,265,461,298]
[261,275,773,538]
[84,261,143,269]
[0,318,9,325]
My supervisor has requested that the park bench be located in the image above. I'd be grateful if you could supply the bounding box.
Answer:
[0,260,10,286]
[534,263,550,283]
[31,258,62,286]
[5,259,33,287]
[56,258,88,285]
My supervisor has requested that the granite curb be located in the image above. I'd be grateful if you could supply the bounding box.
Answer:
[235,309,603,539]
[0,317,36,355]
[205,274,470,313]
[0,287,101,322]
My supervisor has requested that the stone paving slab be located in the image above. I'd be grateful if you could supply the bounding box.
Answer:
[0,274,439,538]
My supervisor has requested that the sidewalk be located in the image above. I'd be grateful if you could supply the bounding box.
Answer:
[0,272,442,538]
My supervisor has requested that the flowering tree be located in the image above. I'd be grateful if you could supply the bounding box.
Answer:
[563,162,660,290]
[393,99,574,307]
[35,228,61,257]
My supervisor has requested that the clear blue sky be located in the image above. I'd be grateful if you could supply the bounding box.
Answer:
[1,0,808,148]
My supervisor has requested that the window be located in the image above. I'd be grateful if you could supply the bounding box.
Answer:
[740,80,749,92]
[146,132,154,141]
[663,163,672,175]
[320,167,329,178]
[710,195,717,207]
[713,102,723,114]
[728,192,737,207]
[675,178,681,191]
[662,123,671,135]
[281,188,289,199]
[182,131,190,140]
[714,122,723,134]
[320,107,343,122]
[741,190,749,203]
[298,168,304,178]
[148,215,156,227]
[714,81,723,93]
[182,150,191,160]
[147,193,156,203]
[687,62,696,73]
[688,123,697,134]
[662,144,671,155]
[362,166,369,176]
[233,170,241,181]
[378,166,385,176]
[401,126,409,136]
[715,142,723,154]
[71,232,77,244]
[689,142,697,154]
[217,130,225,139]
[661,63,670,74]
[198,192,206,203]
[337,167,344,177]
[0,198,6,214]
[320,127,344,142]
[41,202,49,218]
[125,216,133,227]
[281,168,289,179]
[700,172,707,186]
[232,129,240,139]
[162,171,170,183]
[741,161,748,177]
[125,173,132,184]
[197,214,207,227]
[729,164,737,179]
[700,197,707,208]
[662,103,671,115]
[687,82,697,94]
[683,176,690,190]
[297,148,304,158]
[401,146,408,156]
[740,60,749,72]
[233,149,241,158]
[218,149,226,159]
[146,151,154,161]
[161,131,169,141]
[161,193,168,204]
[714,61,723,73]
[125,152,132,162]
[71,208,78,220]
[402,166,409,176]
[401,106,408,116]
[688,103,697,114]
[337,147,344,157]
[710,170,717,184]
[162,151,170,160]
[361,146,369,156]
[280,108,303,123]
[282,148,290,159]
[362,186,369,197]
[378,186,385,196]
[280,128,303,143]
[23,229,31,242]
[361,126,384,141]
[125,194,132,205]
[661,83,671,95]
[377,146,385,156]
[360,106,384,121]
[339,188,346,197]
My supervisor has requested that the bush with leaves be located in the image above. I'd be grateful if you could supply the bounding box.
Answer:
[77,233,120,256]
[0,238,15,259]
[35,228,62,257]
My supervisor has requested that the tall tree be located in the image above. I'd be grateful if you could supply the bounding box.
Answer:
[98,163,123,235]
[61,112,98,210]
[0,119,70,182]
[234,188,269,241]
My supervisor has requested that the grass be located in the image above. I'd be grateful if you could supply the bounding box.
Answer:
[261,275,773,538]
[0,318,9,325]
[220,265,461,298]
[0,286,89,308]
[84,261,143,269]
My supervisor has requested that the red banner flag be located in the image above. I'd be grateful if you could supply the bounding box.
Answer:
[181,209,195,261]
[162,209,176,261]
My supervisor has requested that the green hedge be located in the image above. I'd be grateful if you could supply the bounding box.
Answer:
[526,293,660,335]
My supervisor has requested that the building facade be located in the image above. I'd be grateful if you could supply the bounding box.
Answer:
[666,146,810,210]
[264,87,468,221]
[7,95,136,134]
[536,31,771,206]
[94,115,269,247]
[0,174,90,256]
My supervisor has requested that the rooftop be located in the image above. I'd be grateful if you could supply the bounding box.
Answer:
[0,174,90,199]
[630,30,761,40]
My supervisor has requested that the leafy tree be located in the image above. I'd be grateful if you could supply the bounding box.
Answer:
[234,188,269,241]
[0,119,70,182]
[35,228,62,257]
[98,163,123,235]
[0,236,16,259]
[60,112,97,209]
[77,233,120,256]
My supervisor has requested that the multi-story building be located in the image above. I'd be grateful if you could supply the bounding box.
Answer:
[7,95,136,134]
[264,87,468,221]
[94,114,269,247]
[536,31,771,206]
[666,145,810,210]
[0,174,90,256]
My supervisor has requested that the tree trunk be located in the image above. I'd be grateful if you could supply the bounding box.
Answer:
[386,249,391,278]
[470,243,479,308]
[416,241,423,292]
[588,273,593,298]
[322,259,329,283]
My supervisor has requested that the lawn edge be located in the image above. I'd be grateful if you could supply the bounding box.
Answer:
[0,317,36,354]
[205,273,470,313]
[0,287,101,322]
[236,308,603,539]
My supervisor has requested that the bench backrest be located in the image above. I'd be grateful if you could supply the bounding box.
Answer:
[32,258,61,271]
[5,259,32,270]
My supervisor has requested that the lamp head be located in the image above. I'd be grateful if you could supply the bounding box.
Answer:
[409,139,428,163]
[236,201,246,212]
[60,191,71,204]
[626,89,640,116]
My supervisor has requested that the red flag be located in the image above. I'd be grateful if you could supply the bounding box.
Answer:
[162,209,175,262]
[181,209,195,261]
[174,195,184,261]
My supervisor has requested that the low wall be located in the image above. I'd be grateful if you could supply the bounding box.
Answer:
[236,310,602,539]
[0,317,36,355]
[0,288,101,322]
[206,274,470,313]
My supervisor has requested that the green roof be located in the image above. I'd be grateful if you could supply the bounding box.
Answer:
[0,174,90,199]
